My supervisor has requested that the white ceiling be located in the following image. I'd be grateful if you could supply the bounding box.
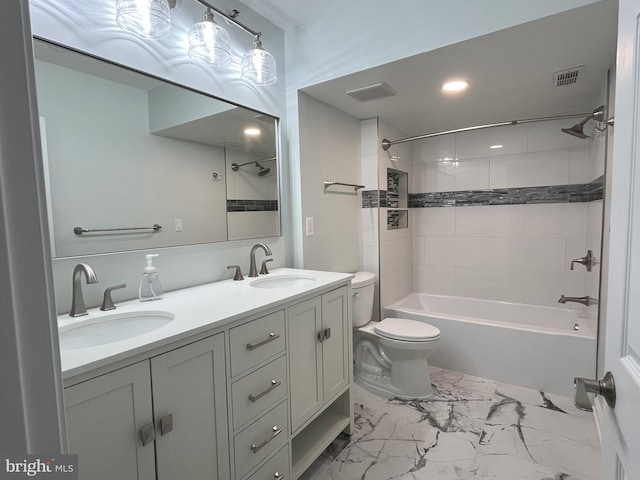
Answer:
[237,0,350,30]
[240,0,618,138]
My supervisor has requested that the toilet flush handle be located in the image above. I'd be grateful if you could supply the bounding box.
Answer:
[352,291,359,298]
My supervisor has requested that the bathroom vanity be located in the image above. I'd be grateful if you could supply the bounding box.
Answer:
[59,269,354,480]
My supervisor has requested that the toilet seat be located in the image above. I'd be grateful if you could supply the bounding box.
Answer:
[374,318,440,342]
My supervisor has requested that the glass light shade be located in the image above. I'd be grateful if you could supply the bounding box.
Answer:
[188,15,232,67]
[116,0,172,39]
[241,41,277,86]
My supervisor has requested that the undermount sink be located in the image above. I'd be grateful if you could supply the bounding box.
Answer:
[250,274,316,289]
[59,311,174,349]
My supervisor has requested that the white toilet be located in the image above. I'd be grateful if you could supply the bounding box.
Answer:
[351,271,441,399]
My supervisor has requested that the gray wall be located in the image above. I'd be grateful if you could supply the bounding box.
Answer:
[298,92,362,272]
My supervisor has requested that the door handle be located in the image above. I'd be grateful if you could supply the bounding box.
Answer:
[574,371,616,411]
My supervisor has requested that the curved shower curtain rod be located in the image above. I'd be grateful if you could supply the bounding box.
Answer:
[381,112,594,151]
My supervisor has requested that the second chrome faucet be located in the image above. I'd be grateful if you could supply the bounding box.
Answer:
[249,243,272,277]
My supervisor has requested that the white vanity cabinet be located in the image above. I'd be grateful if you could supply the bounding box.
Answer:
[65,334,229,480]
[62,272,353,480]
[287,285,352,478]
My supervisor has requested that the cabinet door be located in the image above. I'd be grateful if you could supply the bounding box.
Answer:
[321,286,350,401]
[288,296,323,432]
[151,334,229,480]
[65,362,155,480]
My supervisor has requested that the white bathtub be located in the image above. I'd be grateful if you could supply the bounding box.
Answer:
[384,293,596,397]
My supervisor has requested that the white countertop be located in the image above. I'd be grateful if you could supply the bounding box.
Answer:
[58,268,353,381]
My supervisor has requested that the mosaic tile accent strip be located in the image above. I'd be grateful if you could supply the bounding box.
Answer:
[362,190,388,208]
[226,199,278,212]
[408,181,603,208]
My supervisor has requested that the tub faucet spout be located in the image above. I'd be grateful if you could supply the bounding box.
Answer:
[558,295,596,306]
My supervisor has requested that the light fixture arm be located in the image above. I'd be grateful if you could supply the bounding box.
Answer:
[195,0,261,38]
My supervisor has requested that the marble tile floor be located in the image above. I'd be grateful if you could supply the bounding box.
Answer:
[301,367,600,480]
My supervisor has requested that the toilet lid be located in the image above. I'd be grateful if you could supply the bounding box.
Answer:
[374,318,440,341]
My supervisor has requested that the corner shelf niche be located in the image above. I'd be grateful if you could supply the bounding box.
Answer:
[387,168,408,230]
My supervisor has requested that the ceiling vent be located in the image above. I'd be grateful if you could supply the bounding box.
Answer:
[346,82,396,102]
[553,66,585,87]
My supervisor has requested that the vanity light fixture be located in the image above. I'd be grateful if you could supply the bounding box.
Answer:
[244,127,261,136]
[116,0,277,86]
[241,35,278,86]
[489,144,503,149]
[188,8,232,67]
[116,0,175,39]
[442,80,470,93]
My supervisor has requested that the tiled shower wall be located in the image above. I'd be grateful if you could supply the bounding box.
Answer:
[411,119,604,313]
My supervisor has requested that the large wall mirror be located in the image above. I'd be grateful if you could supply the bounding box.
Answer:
[33,39,280,258]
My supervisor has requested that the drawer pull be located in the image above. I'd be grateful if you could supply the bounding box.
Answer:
[140,423,156,446]
[251,426,282,453]
[317,328,332,342]
[247,333,280,351]
[274,473,285,479]
[249,380,282,403]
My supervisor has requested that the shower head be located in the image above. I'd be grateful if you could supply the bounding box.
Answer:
[255,161,271,176]
[561,105,605,139]
[561,119,591,139]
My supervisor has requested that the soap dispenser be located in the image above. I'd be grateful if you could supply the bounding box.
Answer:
[139,254,163,301]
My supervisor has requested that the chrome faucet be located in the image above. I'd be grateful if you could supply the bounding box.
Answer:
[558,295,597,307]
[248,243,272,277]
[70,263,98,317]
[570,250,596,272]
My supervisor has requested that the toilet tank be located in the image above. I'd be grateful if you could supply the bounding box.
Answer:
[351,272,376,327]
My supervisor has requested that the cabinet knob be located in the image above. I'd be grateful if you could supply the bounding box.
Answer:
[160,413,173,436]
[140,423,156,446]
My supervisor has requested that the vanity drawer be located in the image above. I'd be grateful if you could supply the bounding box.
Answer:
[247,445,289,480]
[230,310,286,376]
[232,355,288,430]
[234,401,288,479]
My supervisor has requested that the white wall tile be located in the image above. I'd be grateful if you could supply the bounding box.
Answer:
[413,265,455,295]
[527,119,593,152]
[522,272,585,308]
[412,207,455,236]
[569,148,591,184]
[490,150,570,189]
[488,237,566,272]
[455,124,527,159]
[525,203,587,238]
[454,268,525,303]
[413,235,425,265]
[424,237,488,268]
[455,205,526,238]
[422,158,490,192]
[360,118,378,157]
[413,134,456,164]
[380,237,412,274]
[362,241,379,275]
[361,153,379,190]
[361,208,379,243]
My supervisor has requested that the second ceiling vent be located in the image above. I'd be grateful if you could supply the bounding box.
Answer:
[553,65,586,87]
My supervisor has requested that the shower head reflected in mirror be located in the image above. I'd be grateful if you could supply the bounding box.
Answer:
[231,157,275,176]
[561,105,605,139]
[255,161,270,176]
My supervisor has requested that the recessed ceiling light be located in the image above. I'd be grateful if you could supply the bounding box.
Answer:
[489,144,503,149]
[442,80,470,92]
[244,127,261,136]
